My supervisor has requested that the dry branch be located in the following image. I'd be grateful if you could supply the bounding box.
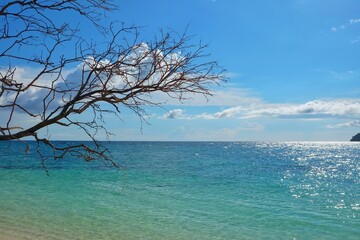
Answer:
[0,0,225,165]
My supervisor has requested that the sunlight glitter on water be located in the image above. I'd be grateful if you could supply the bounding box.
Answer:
[0,141,359,239]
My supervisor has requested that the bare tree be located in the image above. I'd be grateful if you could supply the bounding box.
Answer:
[0,0,225,168]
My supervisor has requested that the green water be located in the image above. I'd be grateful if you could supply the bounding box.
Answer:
[0,142,359,239]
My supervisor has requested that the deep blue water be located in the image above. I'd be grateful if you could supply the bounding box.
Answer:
[0,141,359,239]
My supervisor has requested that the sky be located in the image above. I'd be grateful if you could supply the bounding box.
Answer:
[2,0,360,141]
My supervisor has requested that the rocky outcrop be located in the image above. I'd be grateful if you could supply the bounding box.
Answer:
[350,133,360,141]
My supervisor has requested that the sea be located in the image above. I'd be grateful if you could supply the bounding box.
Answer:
[0,141,359,239]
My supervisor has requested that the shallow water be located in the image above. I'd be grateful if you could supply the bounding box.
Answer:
[0,141,359,239]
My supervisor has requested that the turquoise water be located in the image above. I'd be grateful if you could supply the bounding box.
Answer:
[0,141,359,239]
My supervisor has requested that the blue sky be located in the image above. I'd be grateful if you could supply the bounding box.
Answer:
[2,0,360,141]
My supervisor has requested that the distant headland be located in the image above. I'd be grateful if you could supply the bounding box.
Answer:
[350,133,360,142]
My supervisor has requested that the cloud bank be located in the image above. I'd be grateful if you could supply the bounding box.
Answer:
[163,99,360,120]
[326,120,360,129]
[163,109,185,119]
[0,42,187,115]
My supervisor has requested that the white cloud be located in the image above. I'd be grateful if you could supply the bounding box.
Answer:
[198,105,241,119]
[331,18,360,44]
[233,100,360,119]
[162,99,360,121]
[331,18,360,33]
[331,25,346,32]
[0,42,193,116]
[163,109,184,119]
[326,120,360,129]
[349,18,360,24]
[161,108,216,120]
[213,106,244,118]
[0,67,63,114]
